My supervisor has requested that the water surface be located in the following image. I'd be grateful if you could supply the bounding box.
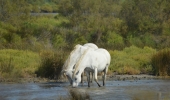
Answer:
[0,79,170,100]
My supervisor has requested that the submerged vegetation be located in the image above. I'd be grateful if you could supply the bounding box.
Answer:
[0,0,170,79]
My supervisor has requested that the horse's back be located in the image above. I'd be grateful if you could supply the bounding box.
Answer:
[83,43,98,49]
[95,48,111,64]
[87,49,108,71]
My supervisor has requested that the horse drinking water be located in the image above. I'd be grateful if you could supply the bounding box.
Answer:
[62,43,98,85]
[72,48,111,87]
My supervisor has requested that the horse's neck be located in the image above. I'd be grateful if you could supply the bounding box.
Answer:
[78,51,91,70]
[73,48,91,76]
[65,46,82,70]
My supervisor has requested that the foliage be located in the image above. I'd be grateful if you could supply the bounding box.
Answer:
[1,0,170,78]
[109,46,156,74]
[103,31,125,49]
[35,50,66,79]
[0,0,30,25]
[0,49,40,78]
[41,3,53,12]
[151,48,170,76]
[120,0,170,36]
[1,0,170,50]
[58,0,123,46]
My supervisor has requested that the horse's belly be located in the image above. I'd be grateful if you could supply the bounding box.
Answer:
[85,67,94,72]
[97,67,105,71]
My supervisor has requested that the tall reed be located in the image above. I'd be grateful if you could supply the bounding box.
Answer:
[151,48,170,76]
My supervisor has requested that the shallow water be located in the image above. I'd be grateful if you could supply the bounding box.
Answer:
[0,79,170,100]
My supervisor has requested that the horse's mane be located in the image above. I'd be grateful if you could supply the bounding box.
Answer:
[73,48,89,77]
[63,44,81,70]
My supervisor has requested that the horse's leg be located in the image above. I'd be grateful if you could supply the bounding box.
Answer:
[85,71,90,87]
[91,72,94,83]
[94,68,101,87]
[81,71,84,85]
[103,66,108,86]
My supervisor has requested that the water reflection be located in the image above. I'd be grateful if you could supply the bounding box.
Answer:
[0,83,69,100]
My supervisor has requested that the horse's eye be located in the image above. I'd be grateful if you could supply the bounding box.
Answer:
[73,65,75,69]
[76,71,79,75]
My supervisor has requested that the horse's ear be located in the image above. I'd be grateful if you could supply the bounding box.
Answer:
[75,44,81,49]
[63,73,66,77]
[61,70,66,74]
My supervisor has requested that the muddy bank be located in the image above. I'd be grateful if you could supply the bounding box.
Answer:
[0,74,169,84]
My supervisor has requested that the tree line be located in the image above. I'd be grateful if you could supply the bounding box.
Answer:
[0,0,170,51]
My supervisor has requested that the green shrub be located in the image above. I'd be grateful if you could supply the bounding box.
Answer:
[52,34,67,49]
[103,31,125,49]
[109,46,156,74]
[31,5,41,13]
[142,34,156,48]
[151,48,170,76]
[41,3,53,12]
[127,35,144,47]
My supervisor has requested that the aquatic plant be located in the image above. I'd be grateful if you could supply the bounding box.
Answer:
[59,89,91,100]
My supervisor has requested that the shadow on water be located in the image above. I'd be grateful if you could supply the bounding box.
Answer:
[0,79,170,100]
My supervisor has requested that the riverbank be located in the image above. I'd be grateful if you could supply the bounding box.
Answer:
[0,74,170,84]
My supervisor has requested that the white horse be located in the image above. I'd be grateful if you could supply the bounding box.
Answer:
[62,43,98,85]
[72,48,111,87]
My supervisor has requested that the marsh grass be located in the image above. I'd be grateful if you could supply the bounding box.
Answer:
[109,46,156,75]
[151,48,170,76]
[0,49,40,78]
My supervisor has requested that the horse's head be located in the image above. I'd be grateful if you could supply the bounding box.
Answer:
[72,70,81,88]
[61,69,74,85]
